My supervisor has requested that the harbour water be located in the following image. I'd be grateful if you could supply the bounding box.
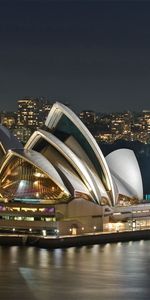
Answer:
[0,240,150,300]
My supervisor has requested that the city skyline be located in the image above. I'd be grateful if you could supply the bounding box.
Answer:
[1,97,150,146]
[0,96,150,114]
[1,0,150,112]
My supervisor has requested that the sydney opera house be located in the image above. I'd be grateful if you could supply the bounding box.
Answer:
[0,103,143,235]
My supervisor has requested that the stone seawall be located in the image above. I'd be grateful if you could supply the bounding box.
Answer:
[0,230,150,248]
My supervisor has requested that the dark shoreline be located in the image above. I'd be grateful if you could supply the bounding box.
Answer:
[0,229,150,248]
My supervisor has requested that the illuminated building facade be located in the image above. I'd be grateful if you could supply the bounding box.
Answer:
[17,98,38,127]
[17,97,52,128]
[0,103,144,235]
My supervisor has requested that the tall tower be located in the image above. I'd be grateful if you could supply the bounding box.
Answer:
[17,98,39,128]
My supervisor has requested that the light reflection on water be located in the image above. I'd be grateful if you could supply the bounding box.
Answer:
[0,241,150,299]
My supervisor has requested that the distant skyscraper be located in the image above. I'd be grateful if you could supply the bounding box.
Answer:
[17,98,39,128]
[17,97,52,128]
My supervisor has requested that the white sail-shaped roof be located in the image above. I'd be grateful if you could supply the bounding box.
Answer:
[25,129,106,203]
[106,149,143,201]
[45,102,115,205]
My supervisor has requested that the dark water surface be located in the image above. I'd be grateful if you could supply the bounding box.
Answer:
[0,241,150,300]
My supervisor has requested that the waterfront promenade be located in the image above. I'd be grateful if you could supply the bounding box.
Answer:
[1,228,150,249]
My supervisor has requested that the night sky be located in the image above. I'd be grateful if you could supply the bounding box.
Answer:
[1,0,150,112]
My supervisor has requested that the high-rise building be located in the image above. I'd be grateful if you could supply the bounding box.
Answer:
[17,98,39,128]
[17,97,52,129]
